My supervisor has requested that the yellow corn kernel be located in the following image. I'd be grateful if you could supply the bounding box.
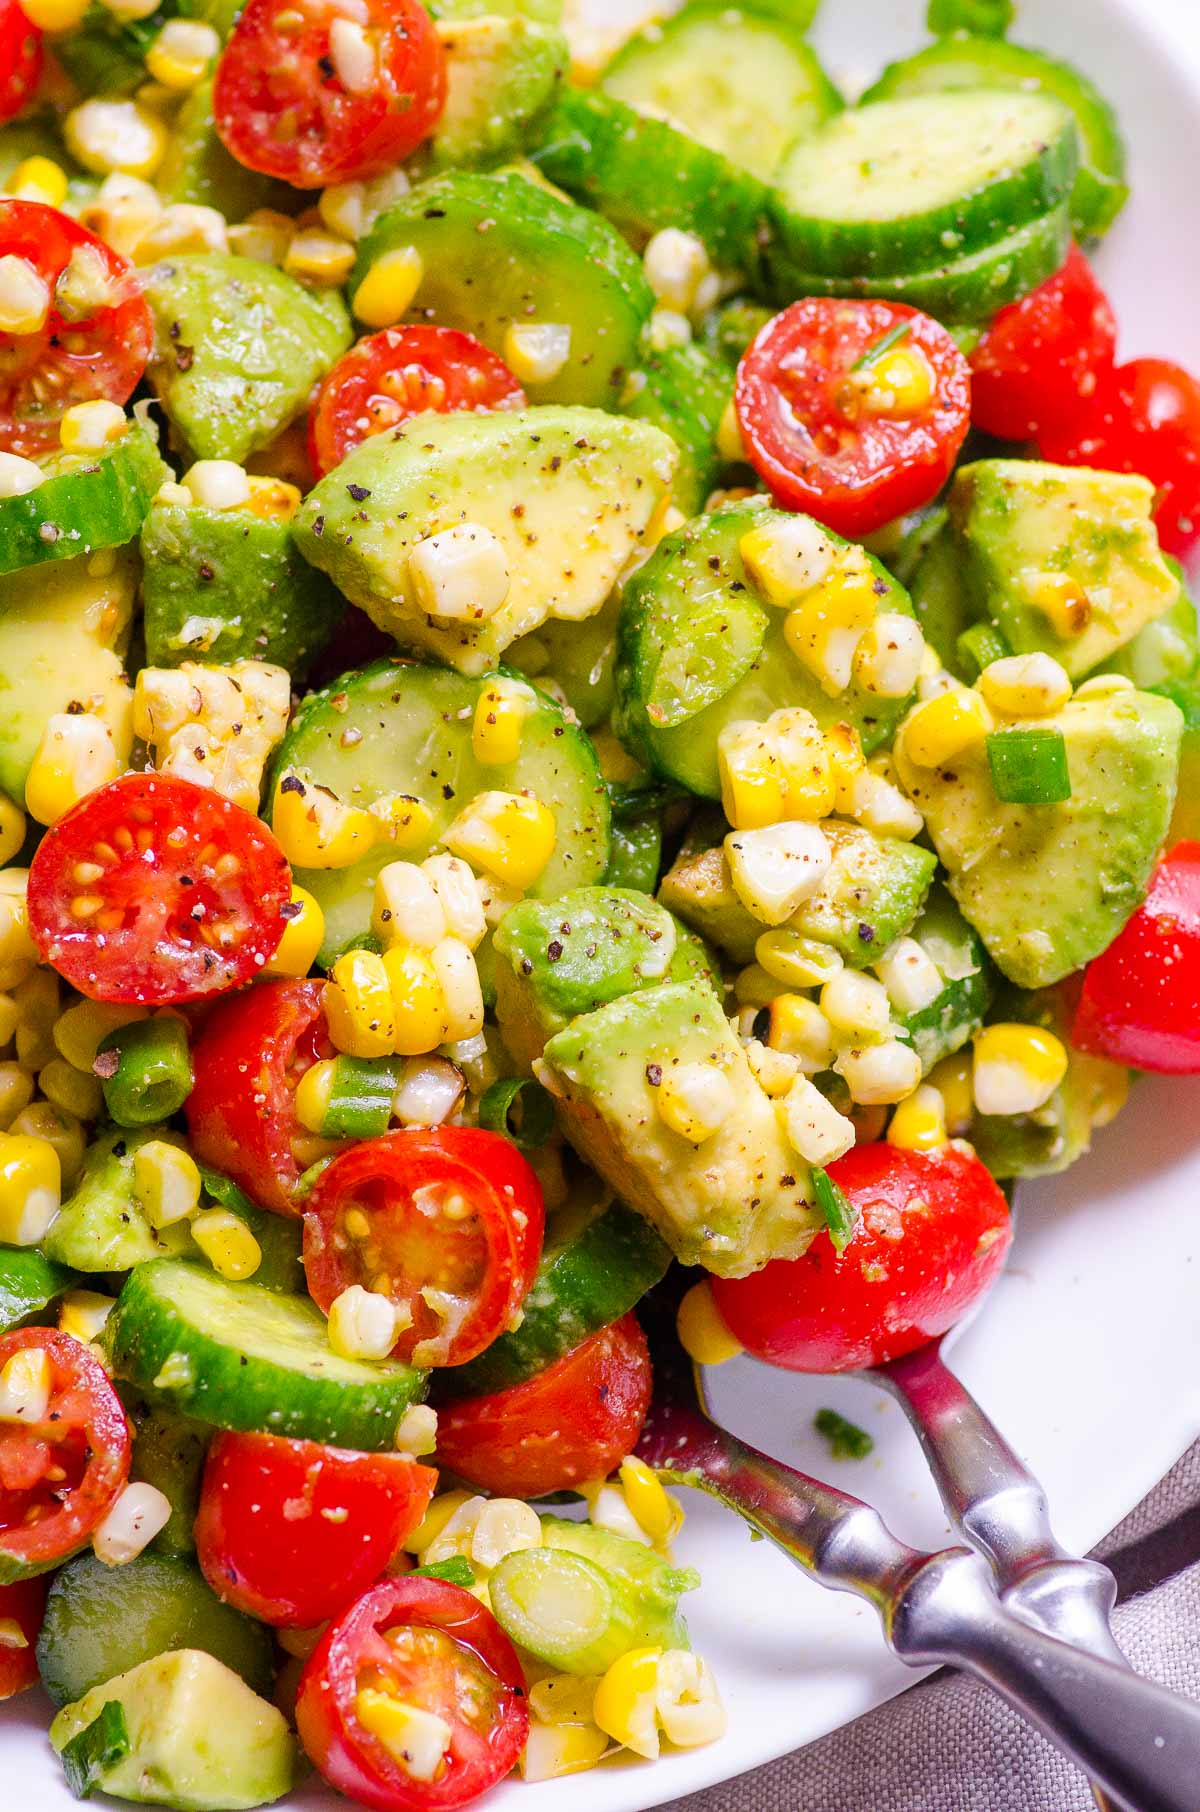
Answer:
[14,0,86,30]
[37,1057,103,1123]
[676,1280,743,1367]
[372,862,445,950]
[64,99,168,180]
[766,994,836,1072]
[739,514,835,606]
[58,1289,114,1344]
[775,709,837,818]
[353,246,424,328]
[820,969,892,1043]
[394,1402,438,1458]
[928,1050,973,1136]
[0,1346,51,1422]
[406,1489,476,1557]
[972,1023,1069,1117]
[133,1139,201,1229]
[243,475,302,523]
[472,678,535,767]
[264,886,325,978]
[324,950,397,1059]
[717,724,788,832]
[755,929,843,990]
[0,254,49,335]
[1022,570,1092,640]
[284,229,357,288]
[442,792,556,892]
[593,1648,662,1761]
[656,1650,726,1748]
[355,1690,452,1783]
[4,156,69,208]
[899,687,994,768]
[619,1456,683,1548]
[191,1208,262,1281]
[0,1132,60,1244]
[527,1675,601,1727]
[144,17,219,88]
[978,652,1073,718]
[272,774,381,869]
[783,566,880,697]
[0,795,24,868]
[53,1000,144,1072]
[381,944,450,1057]
[25,712,121,826]
[520,1722,609,1782]
[503,321,572,385]
[372,792,435,852]
[0,1063,33,1129]
[60,399,127,455]
[887,1082,948,1153]
[840,345,935,418]
[654,1060,736,1145]
[8,1103,84,1191]
[293,1058,336,1137]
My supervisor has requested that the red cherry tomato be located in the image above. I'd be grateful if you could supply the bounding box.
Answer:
[734,298,971,539]
[303,1129,544,1369]
[28,773,292,1005]
[214,0,445,189]
[0,0,41,124]
[195,1430,436,1628]
[969,245,1117,442]
[711,1145,1012,1374]
[186,979,329,1216]
[0,201,153,457]
[0,1576,47,1696]
[1039,357,1200,559]
[1072,841,1200,1073]
[307,325,526,479]
[0,1329,131,1582]
[433,1314,652,1499]
[296,1575,528,1812]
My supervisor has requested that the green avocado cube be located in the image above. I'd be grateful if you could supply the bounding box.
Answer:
[44,1128,196,1273]
[156,79,291,219]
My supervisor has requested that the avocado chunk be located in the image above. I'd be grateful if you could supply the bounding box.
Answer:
[493,886,715,1066]
[50,1649,296,1810]
[140,497,342,674]
[660,813,936,967]
[292,406,677,675]
[540,980,821,1276]
[156,78,290,218]
[1094,559,1198,690]
[0,548,134,798]
[894,687,1183,989]
[45,1127,197,1273]
[509,589,620,727]
[949,459,1180,679]
[432,14,566,168]
[143,255,351,464]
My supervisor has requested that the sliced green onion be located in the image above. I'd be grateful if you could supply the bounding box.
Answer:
[927,0,1014,38]
[479,1077,556,1151]
[852,318,912,372]
[61,1700,130,1800]
[411,1557,476,1588]
[811,1164,857,1252]
[323,1056,404,1141]
[489,1547,656,1677]
[814,1407,875,1461]
[986,728,1072,805]
[96,1017,193,1126]
[956,622,1011,680]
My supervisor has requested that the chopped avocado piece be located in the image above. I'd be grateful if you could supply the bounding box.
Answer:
[949,459,1181,679]
[1094,559,1198,690]
[140,498,342,675]
[156,80,292,218]
[901,882,995,1072]
[894,688,1184,989]
[509,589,620,728]
[906,517,974,680]
[44,1128,196,1273]
[432,15,566,168]
[292,407,677,676]
[493,886,715,1066]
[143,255,351,464]
[122,1391,210,1556]
[50,1649,296,1810]
[540,980,822,1276]
[660,813,936,967]
[0,548,134,799]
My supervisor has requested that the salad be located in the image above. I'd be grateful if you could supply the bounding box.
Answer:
[0,0,1197,1804]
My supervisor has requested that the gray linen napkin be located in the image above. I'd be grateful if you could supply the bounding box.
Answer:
[663,1443,1200,1811]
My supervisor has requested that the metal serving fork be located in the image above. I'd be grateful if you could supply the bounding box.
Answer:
[635,1302,1200,1812]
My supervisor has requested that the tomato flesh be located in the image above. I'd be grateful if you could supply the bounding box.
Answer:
[712,1145,1012,1373]
[433,1313,652,1499]
[0,1576,46,1697]
[1072,842,1200,1073]
[969,245,1117,442]
[308,326,525,478]
[28,773,292,1005]
[0,0,40,125]
[303,1129,544,1368]
[296,1576,528,1812]
[734,299,972,538]
[214,0,446,189]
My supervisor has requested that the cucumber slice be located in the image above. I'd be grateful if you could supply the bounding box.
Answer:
[600,1,841,181]
[104,1259,425,1450]
[862,36,1127,239]
[620,342,732,516]
[770,89,1076,278]
[440,1196,671,1399]
[615,503,916,796]
[354,170,650,408]
[269,659,610,965]
[0,427,165,578]
[0,1246,76,1331]
[902,883,995,1072]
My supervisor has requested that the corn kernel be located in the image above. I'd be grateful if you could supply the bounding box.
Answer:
[725,821,832,926]
[409,523,511,625]
[372,791,435,852]
[181,460,250,511]
[874,937,943,1017]
[355,1690,453,1783]
[0,794,24,867]
[372,862,446,949]
[406,1489,477,1558]
[654,1060,735,1145]
[324,950,397,1059]
[503,321,571,385]
[841,345,935,418]
[395,1402,438,1457]
[887,1082,949,1153]
[676,1279,742,1367]
[53,1000,144,1072]
[0,1063,33,1129]
[715,396,744,463]
[766,994,836,1072]
[0,1133,60,1244]
[593,1648,662,1760]
[0,255,49,335]
[1022,570,1092,640]
[265,886,325,978]
[5,156,69,207]
[353,246,424,328]
[739,515,835,607]
[0,451,42,498]
[973,1023,1069,1117]
[520,1720,609,1782]
[191,1208,261,1280]
[472,677,535,767]
[15,0,86,29]
[928,1050,973,1135]
[853,612,925,698]
[292,1057,335,1137]
[580,1478,651,1547]
[92,1481,172,1566]
[645,306,691,352]
[272,774,381,868]
[284,229,357,288]
[227,211,295,267]
[0,874,35,970]
[58,1289,114,1343]
[381,944,451,1057]
[642,227,709,313]
[1074,673,1136,701]
[133,1139,201,1229]
[783,564,879,696]
[443,792,555,892]
[144,17,219,88]
[325,1284,398,1362]
[779,1073,856,1165]
[422,854,486,950]
[25,712,121,825]
[826,720,867,809]
[328,13,376,91]
[744,1038,799,1097]
[470,1497,542,1570]
[656,1650,726,1748]
[755,929,843,990]
[0,1347,51,1422]
[65,99,168,179]
[842,767,925,841]
[821,969,892,1043]
[717,721,788,832]
[619,1456,683,1548]
[836,1038,923,1107]
[8,1103,84,1191]
[133,202,228,263]
[978,652,1073,718]
[899,687,994,768]
[431,937,484,1043]
[38,1056,103,1122]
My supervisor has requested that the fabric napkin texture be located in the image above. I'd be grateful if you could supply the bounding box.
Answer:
[662,1441,1200,1812]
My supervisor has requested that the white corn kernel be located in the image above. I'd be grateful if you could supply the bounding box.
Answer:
[978,652,1073,718]
[645,306,691,352]
[875,937,944,1016]
[739,515,835,606]
[65,99,167,179]
[843,768,925,841]
[582,1480,653,1548]
[836,1038,923,1106]
[744,1038,800,1097]
[410,523,510,623]
[503,321,571,386]
[132,1139,201,1228]
[470,1498,542,1570]
[319,182,367,242]
[58,1289,115,1343]
[60,399,127,453]
[354,1692,453,1782]
[182,460,251,512]
[820,969,893,1043]
[520,1722,609,1782]
[135,660,290,812]
[422,854,486,950]
[329,15,377,92]
[227,209,295,267]
[134,202,228,263]
[0,452,43,498]
[854,613,925,698]
[284,229,357,288]
[92,1482,172,1565]
[394,1402,438,1457]
[0,1347,51,1422]
[0,255,49,335]
[654,1060,736,1145]
[422,1494,485,1565]
[25,713,121,826]
[78,173,162,259]
[972,1023,1069,1117]
[656,1650,726,1748]
[392,1057,465,1128]
[431,937,484,1043]
[372,862,446,949]
[144,17,219,87]
[327,1285,399,1361]
[642,228,709,313]
[779,1075,856,1165]
[725,821,832,926]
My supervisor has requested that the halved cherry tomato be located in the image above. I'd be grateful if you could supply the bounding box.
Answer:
[297,1575,528,1812]
[196,1430,436,1628]
[433,1314,652,1499]
[303,1129,544,1368]
[28,773,292,1005]
[1073,841,1200,1073]
[969,245,1117,442]
[186,978,329,1215]
[308,325,526,479]
[0,1329,130,1583]
[0,1576,47,1696]
[1039,356,1200,559]
[711,1144,1012,1374]
[0,200,153,457]
[0,0,41,124]
[734,298,971,538]
[214,0,446,189]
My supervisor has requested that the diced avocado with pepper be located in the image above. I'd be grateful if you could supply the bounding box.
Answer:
[143,255,351,465]
[156,79,292,219]
[509,590,621,728]
[894,687,1184,989]
[948,459,1181,679]
[432,14,567,169]
[493,885,716,1067]
[1093,559,1198,689]
[292,406,678,677]
[539,979,822,1276]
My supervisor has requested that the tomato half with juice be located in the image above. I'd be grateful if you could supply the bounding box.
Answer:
[0,1576,47,1696]
[308,326,525,478]
[0,200,153,457]
[0,0,40,125]
[303,1129,544,1368]
[0,1329,130,1583]
[734,299,972,539]
[433,1313,652,1500]
[711,1144,1012,1373]
[1072,841,1200,1073]
[214,0,445,189]
[28,773,292,1005]
[969,244,1117,442]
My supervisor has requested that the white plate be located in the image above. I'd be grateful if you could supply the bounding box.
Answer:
[7,1,1200,1807]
